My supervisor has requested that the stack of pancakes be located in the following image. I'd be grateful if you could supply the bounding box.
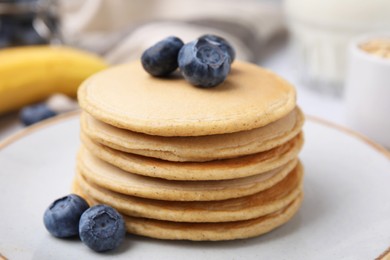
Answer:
[73,61,305,241]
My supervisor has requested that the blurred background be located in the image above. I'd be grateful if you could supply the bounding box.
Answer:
[0,0,389,147]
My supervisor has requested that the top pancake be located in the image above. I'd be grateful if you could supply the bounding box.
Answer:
[78,61,296,136]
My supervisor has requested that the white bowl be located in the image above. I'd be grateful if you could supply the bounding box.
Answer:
[345,32,390,148]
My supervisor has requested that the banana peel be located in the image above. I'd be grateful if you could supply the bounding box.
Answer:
[0,45,108,115]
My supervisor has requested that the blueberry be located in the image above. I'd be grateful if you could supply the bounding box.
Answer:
[43,194,89,238]
[141,36,184,76]
[199,34,235,63]
[20,103,57,126]
[178,38,230,88]
[79,205,126,252]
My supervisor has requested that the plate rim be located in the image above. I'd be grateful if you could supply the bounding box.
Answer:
[0,110,81,150]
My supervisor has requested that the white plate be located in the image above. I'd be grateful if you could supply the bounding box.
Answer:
[1,113,389,260]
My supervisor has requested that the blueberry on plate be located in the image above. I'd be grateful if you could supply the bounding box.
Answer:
[43,194,89,238]
[178,38,230,88]
[199,34,235,63]
[141,36,184,76]
[20,103,57,126]
[79,205,126,252]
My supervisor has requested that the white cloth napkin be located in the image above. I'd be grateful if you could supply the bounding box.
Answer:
[59,0,284,64]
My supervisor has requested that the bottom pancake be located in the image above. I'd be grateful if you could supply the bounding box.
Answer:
[124,195,302,241]
[72,183,303,241]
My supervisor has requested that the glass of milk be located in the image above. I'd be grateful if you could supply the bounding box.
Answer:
[284,0,390,96]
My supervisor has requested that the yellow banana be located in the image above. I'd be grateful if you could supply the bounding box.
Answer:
[0,45,108,114]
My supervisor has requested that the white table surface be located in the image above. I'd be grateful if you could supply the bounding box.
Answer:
[0,44,347,142]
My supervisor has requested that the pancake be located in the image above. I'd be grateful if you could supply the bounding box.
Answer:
[81,131,303,180]
[81,107,304,162]
[77,147,298,201]
[78,61,296,137]
[73,162,302,222]
[73,181,302,241]
[123,195,302,241]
